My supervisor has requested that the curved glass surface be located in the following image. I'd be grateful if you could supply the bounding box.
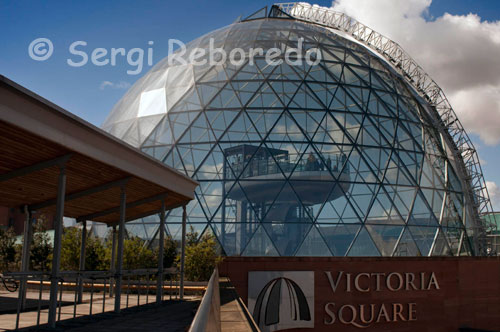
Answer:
[103,18,473,256]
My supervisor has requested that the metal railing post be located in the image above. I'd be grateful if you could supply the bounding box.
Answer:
[48,164,67,328]
[180,204,187,300]
[156,200,166,304]
[110,225,117,297]
[114,186,126,313]
[19,206,32,310]
[77,220,87,303]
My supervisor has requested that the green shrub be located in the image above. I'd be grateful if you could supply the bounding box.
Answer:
[0,227,16,271]
[183,227,221,281]
[30,220,52,271]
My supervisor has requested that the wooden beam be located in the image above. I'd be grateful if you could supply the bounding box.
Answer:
[30,177,130,211]
[79,192,169,221]
[0,154,72,182]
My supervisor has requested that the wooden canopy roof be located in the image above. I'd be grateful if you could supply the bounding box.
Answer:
[0,75,198,224]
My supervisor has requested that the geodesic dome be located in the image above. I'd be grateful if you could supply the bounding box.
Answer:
[103,11,481,257]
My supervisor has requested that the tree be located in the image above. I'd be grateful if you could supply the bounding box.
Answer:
[122,236,156,270]
[0,227,16,271]
[85,236,108,271]
[60,226,108,271]
[160,236,177,268]
[186,226,198,246]
[60,227,80,271]
[183,229,221,281]
[30,219,52,271]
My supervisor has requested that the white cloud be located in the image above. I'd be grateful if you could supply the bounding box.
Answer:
[99,80,131,90]
[329,0,500,145]
[486,181,500,211]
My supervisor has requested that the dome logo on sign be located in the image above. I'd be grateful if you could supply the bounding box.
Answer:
[248,271,314,332]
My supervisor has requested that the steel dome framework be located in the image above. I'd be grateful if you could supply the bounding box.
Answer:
[103,3,494,256]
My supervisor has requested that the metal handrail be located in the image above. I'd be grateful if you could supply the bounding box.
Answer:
[189,267,220,332]
[227,152,348,179]
[2,268,181,331]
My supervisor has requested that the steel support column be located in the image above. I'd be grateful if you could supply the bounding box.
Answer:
[19,205,32,310]
[77,220,87,303]
[156,201,166,304]
[180,205,187,300]
[114,186,126,313]
[109,225,117,297]
[48,165,67,328]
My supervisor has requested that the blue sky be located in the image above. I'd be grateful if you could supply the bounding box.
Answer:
[1,0,499,208]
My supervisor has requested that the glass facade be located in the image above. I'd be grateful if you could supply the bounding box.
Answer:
[103,18,474,256]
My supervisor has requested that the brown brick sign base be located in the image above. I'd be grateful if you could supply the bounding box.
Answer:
[219,257,500,332]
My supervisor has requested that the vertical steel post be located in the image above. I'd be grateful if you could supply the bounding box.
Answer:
[19,205,32,309]
[48,165,67,328]
[180,205,187,300]
[114,186,126,313]
[110,225,117,297]
[156,200,166,304]
[77,220,87,303]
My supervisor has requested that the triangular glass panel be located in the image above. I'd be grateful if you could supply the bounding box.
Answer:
[365,189,404,225]
[347,226,381,256]
[360,147,391,181]
[247,83,284,109]
[242,6,267,21]
[430,229,452,256]
[194,146,224,181]
[221,111,260,142]
[421,189,444,222]
[311,111,345,144]
[168,87,203,113]
[441,192,463,228]
[196,82,225,107]
[383,154,415,186]
[345,182,377,220]
[296,226,333,256]
[246,109,283,138]
[261,222,311,256]
[205,109,240,141]
[384,185,415,222]
[317,223,360,256]
[208,85,242,109]
[365,225,404,256]
[179,112,214,144]
[393,227,420,256]
[408,191,439,227]
[242,226,279,256]
[408,226,438,256]
[442,227,462,255]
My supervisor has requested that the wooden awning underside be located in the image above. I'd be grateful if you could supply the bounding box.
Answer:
[0,76,198,224]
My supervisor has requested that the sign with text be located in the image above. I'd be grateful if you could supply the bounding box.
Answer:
[322,270,439,328]
[221,257,500,332]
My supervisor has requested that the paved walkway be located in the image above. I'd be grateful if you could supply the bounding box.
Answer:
[1,280,255,331]
[219,278,258,332]
[47,300,200,332]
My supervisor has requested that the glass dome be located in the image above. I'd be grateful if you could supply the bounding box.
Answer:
[103,18,474,257]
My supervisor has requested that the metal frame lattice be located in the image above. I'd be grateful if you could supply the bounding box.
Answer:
[274,2,495,254]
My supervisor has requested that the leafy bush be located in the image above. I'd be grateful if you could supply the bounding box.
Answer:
[0,227,16,271]
[121,236,156,270]
[30,220,52,271]
[161,236,177,268]
[60,227,108,271]
[183,227,221,281]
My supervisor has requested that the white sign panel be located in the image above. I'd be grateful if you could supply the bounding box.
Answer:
[248,271,314,332]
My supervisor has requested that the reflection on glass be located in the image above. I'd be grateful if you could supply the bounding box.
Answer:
[104,18,474,257]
